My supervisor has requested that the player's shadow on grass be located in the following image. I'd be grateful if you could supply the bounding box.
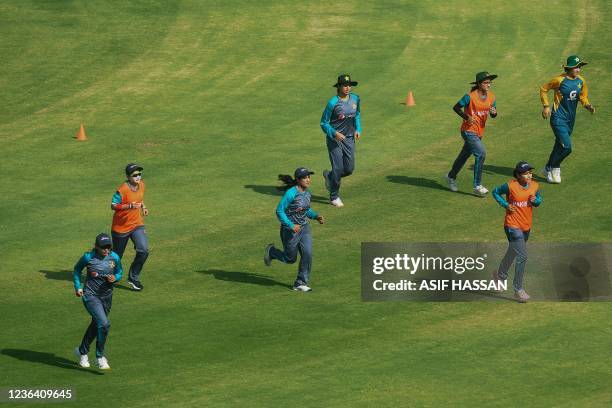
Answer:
[39,269,134,291]
[469,164,514,177]
[196,269,292,289]
[243,185,329,204]
[1,349,103,375]
[386,175,474,196]
[469,164,546,182]
[39,269,73,281]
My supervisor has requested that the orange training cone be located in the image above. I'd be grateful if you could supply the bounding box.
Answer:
[76,124,87,141]
[405,91,415,106]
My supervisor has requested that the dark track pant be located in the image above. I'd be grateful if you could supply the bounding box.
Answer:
[269,223,313,286]
[79,294,112,358]
[326,136,355,200]
[112,227,149,283]
[546,124,572,169]
[448,131,486,188]
[498,227,530,291]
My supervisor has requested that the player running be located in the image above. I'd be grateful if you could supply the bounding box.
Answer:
[264,168,324,292]
[321,74,362,207]
[492,162,542,303]
[111,163,149,291]
[445,71,498,196]
[540,55,595,183]
[73,233,123,369]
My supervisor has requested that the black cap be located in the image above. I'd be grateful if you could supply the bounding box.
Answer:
[95,233,112,248]
[333,74,358,87]
[294,167,315,179]
[125,163,143,176]
[513,161,534,177]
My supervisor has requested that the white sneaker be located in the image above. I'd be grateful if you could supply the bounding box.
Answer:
[552,168,561,183]
[542,167,555,183]
[293,285,312,292]
[330,197,344,207]
[74,347,90,368]
[96,356,111,370]
[473,185,489,195]
[444,175,458,192]
[514,289,530,303]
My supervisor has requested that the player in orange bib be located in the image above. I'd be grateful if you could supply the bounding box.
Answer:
[492,161,542,302]
[111,163,149,291]
[445,72,498,196]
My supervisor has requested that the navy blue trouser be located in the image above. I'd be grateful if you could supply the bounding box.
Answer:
[112,226,149,282]
[546,124,573,169]
[326,136,355,200]
[79,293,112,358]
[448,131,486,188]
[269,223,313,286]
[498,227,531,292]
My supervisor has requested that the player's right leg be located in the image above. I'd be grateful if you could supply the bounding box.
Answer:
[111,231,130,259]
[447,133,472,191]
[293,224,313,291]
[326,137,345,203]
[269,226,299,265]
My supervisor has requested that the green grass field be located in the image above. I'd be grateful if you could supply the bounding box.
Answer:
[1,0,611,406]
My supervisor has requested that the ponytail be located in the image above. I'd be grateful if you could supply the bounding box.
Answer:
[277,174,298,191]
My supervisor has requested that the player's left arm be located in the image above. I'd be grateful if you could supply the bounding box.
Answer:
[579,77,595,113]
[489,99,497,118]
[305,208,318,219]
[306,208,324,224]
[110,253,123,282]
[354,95,362,139]
[530,190,542,207]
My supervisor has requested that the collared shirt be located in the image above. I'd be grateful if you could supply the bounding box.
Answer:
[540,74,590,127]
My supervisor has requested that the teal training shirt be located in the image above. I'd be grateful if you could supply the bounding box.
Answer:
[73,251,123,296]
[276,186,318,230]
[551,77,585,129]
[320,93,362,139]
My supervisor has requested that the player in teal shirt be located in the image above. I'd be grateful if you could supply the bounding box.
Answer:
[73,233,123,370]
[264,168,324,292]
[321,74,362,207]
[540,55,595,183]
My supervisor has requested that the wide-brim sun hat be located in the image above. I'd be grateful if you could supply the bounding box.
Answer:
[470,71,498,84]
[563,55,587,69]
[333,74,358,87]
